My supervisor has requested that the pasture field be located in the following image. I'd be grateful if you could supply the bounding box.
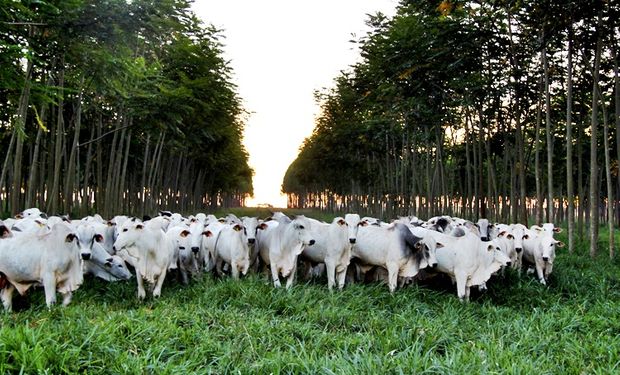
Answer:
[1,213,619,374]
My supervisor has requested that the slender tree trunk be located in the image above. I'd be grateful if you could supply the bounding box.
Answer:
[64,77,85,214]
[566,28,575,253]
[601,96,614,258]
[47,56,65,214]
[543,44,554,223]
[10,57,34,214]
[535,73,544,224]
[589,12,603,258]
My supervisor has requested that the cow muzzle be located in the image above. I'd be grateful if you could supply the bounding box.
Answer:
[349,238,356,244]
[248,238,255,244]
[81,253,91,260]
[191,247,200,254]
[515,247,522,253]
[542,256,549,262]
[431,262,438,268]
[308,239,315,246]
[506,261,512,267]
[481,237,488,241]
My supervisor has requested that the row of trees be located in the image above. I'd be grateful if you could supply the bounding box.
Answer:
[283,0,619,257]
[0,0,253,219]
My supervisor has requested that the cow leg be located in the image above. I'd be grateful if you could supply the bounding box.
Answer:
[1,284,15,311]
[179,268,189,285]
[61,291,72,306]
[270,262,281,288]
[153,269,167,298]
[464,286,471,302]
[387,263,399,293]
[136,271,146,300]
[42,273,57,308]
[285,262,297,289]
[216,258,225,277]
[535,261,546,285]
[325,259,337,290]
[455,271,468,301]
[231,261,240,280]
[336,267,347,290]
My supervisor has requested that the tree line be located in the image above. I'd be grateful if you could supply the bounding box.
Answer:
[0,0,253,219]
[282,0,620,257]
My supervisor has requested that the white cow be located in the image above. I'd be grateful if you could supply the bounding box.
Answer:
[113,222,175,299]
[241,216,263,271]
[352,223,438,293]
[0,223,84,310]
[523,231,564,285]
[212,222,250,279]
[302,214,362,290]
[16,207,46,219]
[258,215,315,288]
[433,233,511,301]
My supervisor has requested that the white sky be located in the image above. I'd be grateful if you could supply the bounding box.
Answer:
[192,1,398,207]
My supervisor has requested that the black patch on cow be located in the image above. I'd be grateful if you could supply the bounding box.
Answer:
[159,211,172,217]
[0,272,7,289]
[0,225,10,238]
[143,215,152,222]
[434,217,450,232]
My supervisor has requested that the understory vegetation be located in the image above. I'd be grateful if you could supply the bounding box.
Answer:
[1,222,618,373]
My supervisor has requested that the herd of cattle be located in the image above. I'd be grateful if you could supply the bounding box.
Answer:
[0,208,565,311]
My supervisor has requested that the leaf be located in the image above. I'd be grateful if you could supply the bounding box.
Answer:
[31,105,48,132]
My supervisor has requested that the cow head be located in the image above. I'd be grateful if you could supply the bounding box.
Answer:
[242,216,259,246]
[415,236,440,269]
[76,224,103,261]
[344,213,361,244]
[113,223,144,252]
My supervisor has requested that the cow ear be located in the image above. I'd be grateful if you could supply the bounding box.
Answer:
[15,213,24,219]
[0,225,11,239]
[233,224,243,232]
[94,234,104,243]
[359,221,368,227]
[218,218,226,223]
[180,230,190,238]
[203,230,213,237]
[107,221,115,227]
[523,234,529,240]
[136,224,144,230]
[436,242,444,249]
[507,234,514,240]
[258,223,268,230]
[487,244,495,252]
[556,241,565,248]
[104,260,113,267]
[498,231,506,237]
[554,227,563,233]
[337,218,346,226]
[65,233,77,243]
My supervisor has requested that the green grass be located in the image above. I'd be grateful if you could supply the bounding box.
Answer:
[1,224,620,373]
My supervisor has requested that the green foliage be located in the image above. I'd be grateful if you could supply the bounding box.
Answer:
[0,227,618,372]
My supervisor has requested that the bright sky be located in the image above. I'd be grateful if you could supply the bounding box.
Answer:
[192,1,398,208]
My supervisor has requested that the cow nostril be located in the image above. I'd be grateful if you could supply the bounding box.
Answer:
[506,261,512,266]
[248,238,255,244]
[542,257,549,262]
[82,253,91,260]
[431,262,438,268]
[349,238,356,244]
[481,237,488,241]
[112,246,116,252]
[515,247,522,253]
[191,247,199,254]
[308,239,315,246]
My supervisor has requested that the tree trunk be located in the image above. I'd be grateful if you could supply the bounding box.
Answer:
[63,77,85,214]
[47,56,65,215]
[535,73,544,225]
[566,27,575,253]
[601,95,614,258]
[589,12,603,258]
[543,43,554,223]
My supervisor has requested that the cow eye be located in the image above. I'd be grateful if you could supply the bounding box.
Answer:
[123,228,128,232]
[298,225,305,230]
